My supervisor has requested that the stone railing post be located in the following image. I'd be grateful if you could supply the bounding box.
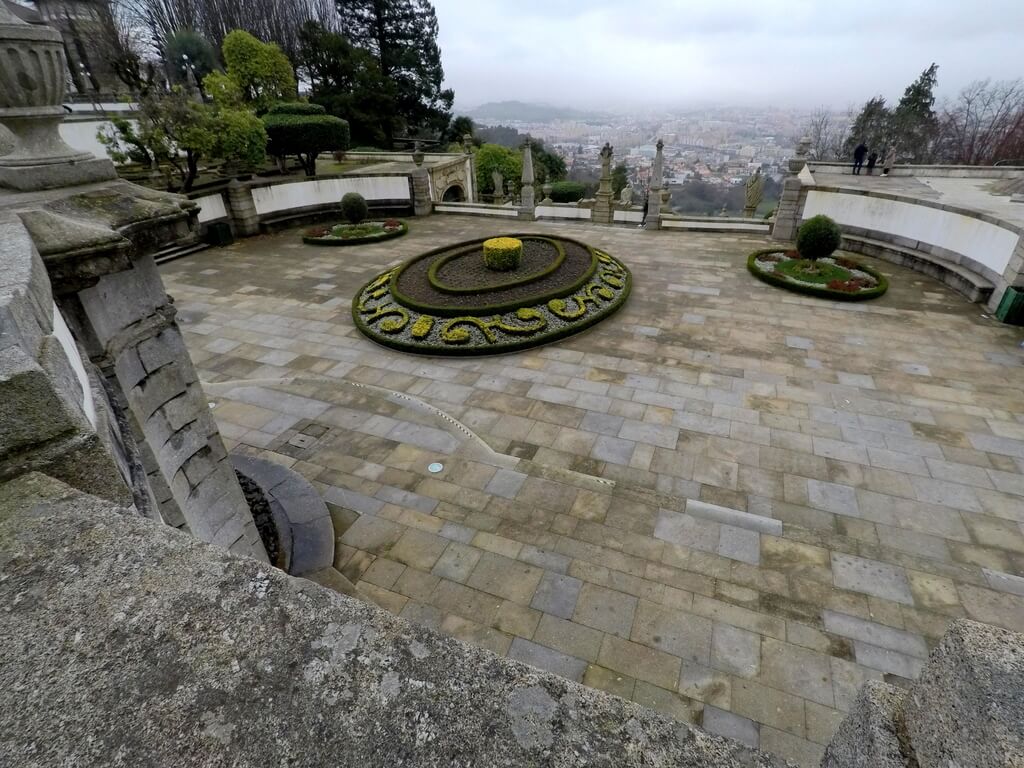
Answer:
[771,136,810,241]
[646,139,665,229]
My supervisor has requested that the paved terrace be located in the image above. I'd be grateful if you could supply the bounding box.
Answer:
[162,218,1024,767]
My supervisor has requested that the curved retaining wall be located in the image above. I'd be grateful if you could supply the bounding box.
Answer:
[797,186,1024,309]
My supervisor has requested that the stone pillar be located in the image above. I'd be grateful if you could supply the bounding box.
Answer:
[463,134,476,202]
[519,141,535,218]
[14,184,269,563]
[411,148,433,216]
[593,142,614,225]
[771,136,810,242]
[646,139,665,229]
[226,180,260,237]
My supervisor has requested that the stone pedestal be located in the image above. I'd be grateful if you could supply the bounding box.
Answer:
[592,142,614,225]
[411,169,433,216]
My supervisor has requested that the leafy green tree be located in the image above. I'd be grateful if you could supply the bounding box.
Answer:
[334,0,454,142]
[296,21,396,147]
[611,162,628,195]
[474,143,521,197]
[164,29,219,87]
[843,96,891,159]
[445,115,475,145]
[98,87,266,191]
[892,63,940,162]
[262,102,350,176]
[207,30,296,114]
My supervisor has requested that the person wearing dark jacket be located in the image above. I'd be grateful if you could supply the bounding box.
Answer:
[866,151,878,175]
[853,143,868,175]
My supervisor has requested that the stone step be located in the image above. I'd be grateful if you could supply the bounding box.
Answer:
[153,241,211,265]
[902,620,1024,768]
[820,681,909,768]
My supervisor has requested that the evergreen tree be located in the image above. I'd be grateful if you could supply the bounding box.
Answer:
[611,162,628,195]
[842,97,891,159]
[892,63,940,162]
[335,0,454,143]
[296,22,396,147]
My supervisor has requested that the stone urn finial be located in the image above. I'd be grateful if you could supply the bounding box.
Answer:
[0,4,115,189]
[0,7,91,167]
[412,141,425,166]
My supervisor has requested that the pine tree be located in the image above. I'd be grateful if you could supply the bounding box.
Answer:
[335,0,454,143]
[892,63,940,162]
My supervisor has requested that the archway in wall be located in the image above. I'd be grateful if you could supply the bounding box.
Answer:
[442,184,465,202]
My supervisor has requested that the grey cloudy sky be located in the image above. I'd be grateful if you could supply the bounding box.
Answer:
[433,0,1024,111]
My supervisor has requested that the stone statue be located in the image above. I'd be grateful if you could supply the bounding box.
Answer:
[491,170,504,203]
[743,168,765,218]
[599,143,613,179]
[619,184,634,206]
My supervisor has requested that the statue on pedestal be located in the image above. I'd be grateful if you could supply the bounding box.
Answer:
[619,184,634,207]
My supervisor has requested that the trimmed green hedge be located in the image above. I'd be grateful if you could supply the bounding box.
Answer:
[263,105,350,176]
[796,214,842,259]
[550,181,586,203]
[746,249,889,301]
[341,192,368,224]
[427,237,567,295]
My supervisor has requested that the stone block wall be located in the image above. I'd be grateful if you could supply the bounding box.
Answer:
[0,213,132,506]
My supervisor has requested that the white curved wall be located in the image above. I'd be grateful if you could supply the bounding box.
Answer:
[60,120,128,162]
[536,206,592,220]
[804,189,1019,276]
[193,193,227,223]
[252,177,410,216]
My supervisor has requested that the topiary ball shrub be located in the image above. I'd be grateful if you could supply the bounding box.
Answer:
[796,215,843,260]
[341,192,368,224]
[482,237,523,271]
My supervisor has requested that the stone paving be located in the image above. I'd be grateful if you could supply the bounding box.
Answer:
[162,216,1024,767]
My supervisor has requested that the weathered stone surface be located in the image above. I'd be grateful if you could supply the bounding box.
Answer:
[0,473,793,768]
[820,681,907,768]
[903,619,1024,768]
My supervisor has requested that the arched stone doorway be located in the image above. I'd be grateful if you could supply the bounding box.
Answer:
[442,184,465,202]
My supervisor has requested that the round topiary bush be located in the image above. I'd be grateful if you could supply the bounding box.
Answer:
[796,215,842,260]
[341,192,368,224]
[482,237,523,271]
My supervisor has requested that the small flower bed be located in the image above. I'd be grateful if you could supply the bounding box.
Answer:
[747,248,888,301]
[302,219,408,246]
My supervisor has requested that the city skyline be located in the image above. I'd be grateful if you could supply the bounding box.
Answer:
[435,0,1023,111]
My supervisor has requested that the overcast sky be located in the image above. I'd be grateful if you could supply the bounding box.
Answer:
[433,0,1024,112]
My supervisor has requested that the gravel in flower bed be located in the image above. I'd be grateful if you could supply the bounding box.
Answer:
[353,236,631,356]
[747,248,888,301]
[434,238,561,290]
[393,235,595,315]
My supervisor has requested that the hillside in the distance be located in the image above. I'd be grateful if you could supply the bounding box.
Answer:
[466,101,610,122]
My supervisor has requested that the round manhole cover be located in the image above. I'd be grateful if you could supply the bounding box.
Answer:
[427,462,444,474]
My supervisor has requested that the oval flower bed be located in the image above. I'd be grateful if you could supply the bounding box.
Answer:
[303,219,408,246]
[747,248,888,301]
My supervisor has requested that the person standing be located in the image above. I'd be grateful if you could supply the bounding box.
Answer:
[866,151,878,175]
[882,145,898,176]
[853,143,868,175]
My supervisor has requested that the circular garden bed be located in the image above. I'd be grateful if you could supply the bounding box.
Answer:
[353,234,632,355]
[747,248,888,301]
[303,219,408,246]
